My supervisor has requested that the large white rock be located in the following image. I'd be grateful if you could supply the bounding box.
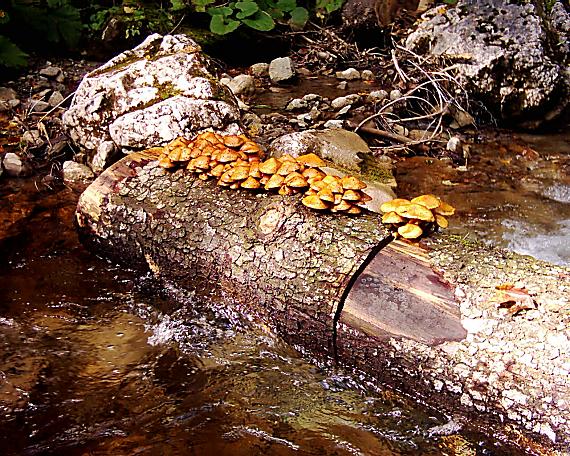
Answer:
[63,34,241,171]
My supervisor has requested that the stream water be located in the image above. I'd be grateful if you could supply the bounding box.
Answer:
[1,177,536,455]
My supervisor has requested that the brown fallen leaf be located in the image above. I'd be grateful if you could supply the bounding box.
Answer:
[489,283,536,315]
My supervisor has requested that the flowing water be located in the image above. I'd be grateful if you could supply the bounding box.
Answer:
[0,178,534,455]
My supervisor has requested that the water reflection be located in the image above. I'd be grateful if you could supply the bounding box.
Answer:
[0,177,537,455]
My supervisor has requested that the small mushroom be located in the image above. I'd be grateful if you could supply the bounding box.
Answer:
[380,198,411,213]
[259,157,281,175]
[341,176,367,190]
[264,173,285,190]
[241,176,261,189]
[284,172,308,188]
[210,163,225,177]
[230,165,250,181]
[398,223,423,239]
[249,162,261,178]
[296,153,325,168]
[317,187,335,203]
[223,135,245,148]
[331,200,352,212]
[218,149,240,163]
[302,168,326,180]
[347,205,362,215]
[277,161,301,176]
[435,201,455,216]
[193,155,210,170]
[310,179,327,192]
[411,194,440,209]
[302,195,329,210]
[342,190,362,201]
[158,154,175,169]
[241,141,262,154]
[167,147,183,162]
[382,211,405,224]
[279,185,294,196]
[395,203,435,222]
[435,214,449,228]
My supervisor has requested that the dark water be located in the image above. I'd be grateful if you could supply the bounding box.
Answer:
[0,178,534,455]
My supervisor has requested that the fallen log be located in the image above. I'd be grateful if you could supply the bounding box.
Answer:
[76,151,570,451]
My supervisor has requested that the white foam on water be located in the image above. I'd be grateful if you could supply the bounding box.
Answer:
[502,218,570,266]
[542,184,570,204]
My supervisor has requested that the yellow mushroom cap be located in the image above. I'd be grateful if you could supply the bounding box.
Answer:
[342,189,362,201]
[277,161,301,176]
[240,141,262,154]
[302,194,329,210]
[284,172,308,188]
[210,163,225,177]
[382,211,405,224]
[259,157,281,174]
[332,200,352,211]
[179,146,193,162]
[395,203,435,222]
[278,185,294,196]
[241,176,261,189]
[302,168,326,180]
[341,176,367,190]
[223,135,245,148]
[380,198,411,213]
[435,201,455,216]
[398,223,423,239]
[218,149,239,163]
[167,147,183,162]
[264,173,285,190]
[411,194,440,209]
[435,214,449,228]
[249,162,261,178]
[317,187,335,203]
[158,155,175,169]
[230,165,250,181]
[310,179,327,192]
[322,175,341,185]
[296,153,326,168]
[280,154,297,162]
[193,155,211,170]
[347,205,362,215]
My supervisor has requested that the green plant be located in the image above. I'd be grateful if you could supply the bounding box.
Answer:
[0,0,82,69]
[193,0,310,35]
[88,1,180,40]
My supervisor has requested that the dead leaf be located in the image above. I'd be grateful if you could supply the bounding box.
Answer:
[489,283,536,315]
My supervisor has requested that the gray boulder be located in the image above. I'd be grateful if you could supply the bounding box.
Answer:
[405,0,570,128]
[268,57,296,83]
[63,34,241,171]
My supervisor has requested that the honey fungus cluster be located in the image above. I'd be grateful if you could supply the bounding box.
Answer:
[380,195,455,239]
[157,132,372,215]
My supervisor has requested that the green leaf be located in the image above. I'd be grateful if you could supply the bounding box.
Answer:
[275,0,297,12]
[192,0,215,13]
[207,6,233,16]
[0,35,28,68]
[242,10,275,31]
[235,1,258,19]
[289,6,308,29]
[170,0,186,11]
[316,0,344,14]
[209,14,240,34]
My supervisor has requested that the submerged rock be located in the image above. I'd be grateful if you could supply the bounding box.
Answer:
[63,34,241,171]
[406,0,570,128]
[2,153,32,177]
[62,160,95,183]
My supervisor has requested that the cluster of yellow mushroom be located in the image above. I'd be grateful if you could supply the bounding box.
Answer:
[380,195,455,239]
[156,133,371,215]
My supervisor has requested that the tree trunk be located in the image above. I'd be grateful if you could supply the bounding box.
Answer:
[76,150,570,450]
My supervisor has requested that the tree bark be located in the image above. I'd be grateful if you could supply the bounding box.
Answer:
[76,150,396,357]
[76,150,570,450]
